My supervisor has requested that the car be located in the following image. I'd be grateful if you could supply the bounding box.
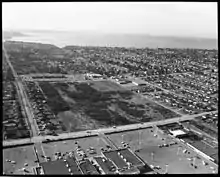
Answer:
[11,161,16,164]
[153,166,161,170]
[89,150,96,154]
[123,144,127,148]
[106,145,111,149]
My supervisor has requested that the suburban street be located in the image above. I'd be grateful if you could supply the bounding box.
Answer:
[3,45,39,137]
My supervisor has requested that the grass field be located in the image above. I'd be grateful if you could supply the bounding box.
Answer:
[3,145,37,175]
[88,80,128,92]
[38,80,180,133]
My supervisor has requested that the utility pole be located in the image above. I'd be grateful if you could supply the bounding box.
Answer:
[165,164,169,174]
[193,157,196,167]
[139,130,142,150]
[203,138,207,151]
[151,152,154,161]
[177,146,181,155]
[97,137,100,147]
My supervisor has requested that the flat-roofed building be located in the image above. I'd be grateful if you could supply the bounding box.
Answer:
[66,157,82,174]
[78,159,99,174]
[117,148,144,167]
[94,156,117,174]
[118,166,140,174]
[102,150,128,170]
[169,129,186,137]
[40,159,70,175]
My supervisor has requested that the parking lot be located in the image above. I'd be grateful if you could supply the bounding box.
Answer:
[135,141,217,174]
[41,136,112,162]
[3,145,38,175]
[107,126,218,174]
[106,127,175,151]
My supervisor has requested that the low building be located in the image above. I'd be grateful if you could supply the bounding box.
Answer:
[85,73,103,80]
[102,150,128,169]
[169,129,186,138]
[78,159,99,174]
[118,166,140,174]
[117,148,144,167]
[40,159,70,175]
[94,156,117,174]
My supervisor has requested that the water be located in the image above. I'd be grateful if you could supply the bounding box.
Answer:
[9,31,217,49]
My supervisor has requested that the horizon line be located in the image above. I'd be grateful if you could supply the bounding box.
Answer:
[3,28,217,40]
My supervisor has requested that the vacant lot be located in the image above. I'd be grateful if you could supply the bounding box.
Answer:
[39,80,180,133]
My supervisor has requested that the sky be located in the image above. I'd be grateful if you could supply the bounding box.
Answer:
[2,2,218,38]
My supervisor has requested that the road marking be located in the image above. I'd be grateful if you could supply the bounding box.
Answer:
[202,140,215,149]
[40,144,46,161]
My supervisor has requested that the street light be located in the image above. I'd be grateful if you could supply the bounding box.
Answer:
[177,146,181,155]
[165,164,169,174]
[97,137,100,147]
[139,130,142,150]
[193,157,196,167]
[151,152,154,161]
[122,134,124,143]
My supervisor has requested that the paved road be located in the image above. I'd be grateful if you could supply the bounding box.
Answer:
[3,110,217,147]
[3,138,33,147]
[97,132,118,150]
[18,80,39,137]
[168,72,194,76]
[30,78,74,82]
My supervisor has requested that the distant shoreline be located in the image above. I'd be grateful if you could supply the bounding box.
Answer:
[3,31,28,40]
[4,30,218,50]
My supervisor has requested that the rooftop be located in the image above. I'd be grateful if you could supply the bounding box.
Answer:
[40,159,70,175]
